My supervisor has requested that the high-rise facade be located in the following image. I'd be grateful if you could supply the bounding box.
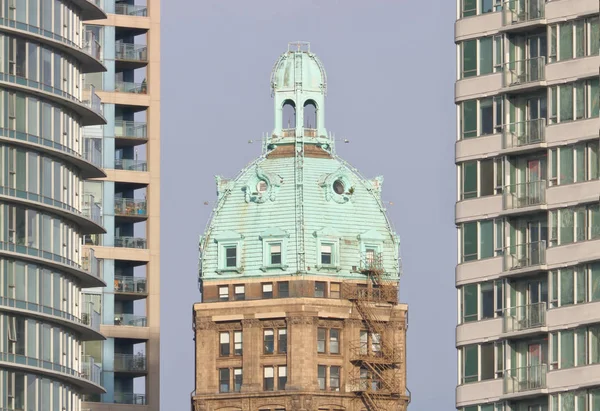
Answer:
[192,43,409,411]
[0,0,109,409]
[455,1,599,410]
[81,0,160,408]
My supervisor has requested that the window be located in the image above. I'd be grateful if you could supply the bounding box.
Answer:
[330,329,340,354]
[317,365,326,390]
[264,329,274,354]
[317,328,340,354]
[549,204,600,246]
[215,232,242,272]
[460,158,500,199]
[320,244,332,265]
[225,246,236,268]
[550,263,600,308]
[459,281,502,324]
[549,78,599,124]
[270,243,281,265]
[234,368,242,392]
[262,283,273,299]
[549,17,599,63]
[330,366,340,392]
[551,326,592,369]
[461,0,500,17]
[234,331,243,355]
[330,282,341,299]
[460,36,502,78]
[278,329,287,354]
[278,281,289,298]
[278,366,287,390]
[461,219,503,262]
[460,342,498,384]
[219,332,230,356]
[218,286,228,301]
[219,368,230,393]
[317,328,326,353]
[549,141,599,186]
[234,285,245,301]
[263,367,274,391]
[460,97,503,139]
[315,282,326,298]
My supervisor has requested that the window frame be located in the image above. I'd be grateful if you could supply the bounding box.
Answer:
[262,283,273,299]
[460,96,504,140]
[233,285,245,301]
[460,35,503,78]
[259,228,289,271]
[219,368,230,393]
[214,231,243,273]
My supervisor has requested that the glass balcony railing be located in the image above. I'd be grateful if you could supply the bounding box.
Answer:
[503,241,547,271]
[502,180,546,210]
[83,30,102,61]
[81,302,101,333]
[83,136,103,168]
[81,355,102,385]
[504,364,547,393]
[503,302,547,333]
[81,248,102,280]
[502,118,546,149]
[114,314,147,327]
[81,85,103,116]
[115,43,148,62]
[115,81,147,94]
[503,57,546,87]
[115,4,148,16]
[114,275,147,294]
[114,393,147,405]
[115,159,148,171]
[114,198,147,217]
[502,0,545,26]
[114,236,147,249]
[114,353,147,372]
[115,120,147,139]
[81,194,102,226]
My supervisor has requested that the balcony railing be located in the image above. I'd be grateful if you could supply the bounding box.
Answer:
[114,353,147,372]
[115,4,148,16]
[502,0,545,26]
[114,198,147,217]
[115,81,147,94]
[114,314,147,327]
[114,236,147,249]
[503,302,547,333]
[81,248,102,280]
[82,85,103,116]
[342,283,398,304]
[502,180,546,210]
[82,194,102,226]
[114,275,147,294]
[81,303,101,332]
[115,120,147,139]
[115,159,148,171]
[83,136,103,168]
[81,355,102,385]
[503,57,546,87]
[83,30,102,61]
[502,118,546,149]
[503,241,546,270]
[504,364,547,393]
[115,43,148,62]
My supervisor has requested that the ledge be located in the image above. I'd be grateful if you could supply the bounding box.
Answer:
[71,0,108,21]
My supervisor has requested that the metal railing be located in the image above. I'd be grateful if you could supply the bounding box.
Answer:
[114,198,147,217]
[114,353,147,372]
[502,118,546,149]
[115,4,148,16]
[115,159,148,171]
[115,120,147,139]
[0,352,83,379]
[0,240,81,270]
[114,236,147,249]
[503,56,546,87]
[0,296,83,324]
[114,314,147,327]
[342,283,398,304]
[349,342,402,364]
[502,180,546,210]
[503,302,547,332]
[81,355,102,385]
[114,275,147,294]
[81,194,102,226]
[115,81,147,94]
[502,0,545,25]
[115,43,148,62]
[504,364,547,393]
[503,241,546,270]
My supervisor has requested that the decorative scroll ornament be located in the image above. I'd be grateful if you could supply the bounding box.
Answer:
[243,165,282,204]
[319,166,355,204]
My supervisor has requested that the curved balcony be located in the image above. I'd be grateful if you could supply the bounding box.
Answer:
[115,43,148,70]
[114,275,147,301]
[73,0,107,21]
[0,241,106,288]
[0,74,105,126]
[0,187,105,235]
[0,19,105,73]
[501,119,547,154]
[0,352,105,394]
[0,129,105,179]
[0,297,104,341]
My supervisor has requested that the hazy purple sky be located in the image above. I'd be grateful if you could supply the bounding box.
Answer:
[161,1,457,409]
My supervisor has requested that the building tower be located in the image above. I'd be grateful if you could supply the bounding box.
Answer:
[192,42,410,411]
[455,1,599,410]
[0,0,109,409]
[81,0,161,408]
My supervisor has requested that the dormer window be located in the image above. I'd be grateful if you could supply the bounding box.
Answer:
[270,244,282,265]
[257,180,268,194]
[214,231,243,273]
[314,227,341,271]
[225,246,237,268]
[320,244,333,265]
[260,228,289,271]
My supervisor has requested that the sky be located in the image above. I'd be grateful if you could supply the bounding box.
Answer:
[160,1,457,409]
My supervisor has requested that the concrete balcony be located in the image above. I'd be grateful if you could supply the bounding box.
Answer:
[455,195,503,223]
[546,179,600,209]
[455,12,503,42]
[545,117,598,146]
[500,0,546,32]
[546,238,600,269]
[456,256,503,286]
[547,301,600,330]
[455,134,502,163]
[501,181,547,215]
[503,302,547,338]
[115,43,148,70]
[115,120,148,147]
[114,198,147,222]
[547,363,600,392]
[545,0,597,20]
[546,55,600,84]
[455,72,503,102]
[456,317,503,347]
[456,378,503,408]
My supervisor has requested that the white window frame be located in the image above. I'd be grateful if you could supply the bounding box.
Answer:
[214,231,243,273]
[259,228,289,271]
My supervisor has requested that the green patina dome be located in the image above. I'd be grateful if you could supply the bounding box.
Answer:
[199,43,400,282]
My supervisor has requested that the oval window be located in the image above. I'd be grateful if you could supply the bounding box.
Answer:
[257,181,268,193]
[333,179,345,195]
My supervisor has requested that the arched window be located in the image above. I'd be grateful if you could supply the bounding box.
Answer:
[303,100,317,137]
[282,100,296,136]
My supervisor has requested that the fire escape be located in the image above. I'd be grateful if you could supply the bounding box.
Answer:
[344,252,407,411]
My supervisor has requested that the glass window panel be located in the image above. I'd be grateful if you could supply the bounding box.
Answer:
[561,268,575,305]
[463,40,477,78]
[480,220,494,259]
[560,146,574,184]
[576,208,586,242]
[591,262,600,301]
[576,328,586,366]
[575,144,586,182]
[480,98,493,135]
[479,37,493,75]
[560,84,574,122]
[480,159,494,196]
[463,345,478,383]
[462,100,477,138]
[480,343,494,380]
[575,83,585,120]
[463,284,478,322]
[480,282,494,319]
[462,161,478,199]
[575,20,585,58]
[591,78,599,118]
[463,0,476,17]
[27,152,37,194]
[463,222,478,262]
[559,22,573,60]
[576,268,586,303]
[27,43,37,82]
[16,93,25,132]
[560,330,575,368]
[560,209,575,244]
[590,17,600,56]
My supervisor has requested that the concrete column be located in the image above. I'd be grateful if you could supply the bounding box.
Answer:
[286,312,318,391]
[241,318,262,391]
[195,316,217,394]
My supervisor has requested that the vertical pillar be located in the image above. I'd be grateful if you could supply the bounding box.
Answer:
[286,313,318,391]
[195,316,217,394]
[241,318,262,392]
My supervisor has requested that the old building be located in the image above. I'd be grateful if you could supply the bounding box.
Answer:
[192,43,410,411]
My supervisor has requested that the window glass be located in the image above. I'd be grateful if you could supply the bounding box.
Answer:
[591,78,599,118]
[561,269,574,305]
[575,20,585,58]
[590,18,600,56]
[270,243,281,265]
[480,343,494,380]
[480,220,494,259]
[479,37,493,75]
[480,98,493,135]
[559,22,573,60]
[560,146,574,184]
[481,0,494,13]
[225,246,236,268]
[561,330,575,368]
[463,222,478,262]
[320,244,332,265]
[481,282,494,319]
[463,284,477,322]
[592,263,600,301]
[463,345,478,383]
[462,100,477,138]
[330,329,340,354]
[561,209,575,244]
[278,282,289,298]
[462,161,477,199]
[463,40,477,77]
[560,84,573,122]
[480,159,494,196]
[262,283,273,298]
[317,328,326,353]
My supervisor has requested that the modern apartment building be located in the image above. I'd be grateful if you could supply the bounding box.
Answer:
[0,0,109,409]
[192,43,409,411]
[455,1,599,410]
[81,0,160,408]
